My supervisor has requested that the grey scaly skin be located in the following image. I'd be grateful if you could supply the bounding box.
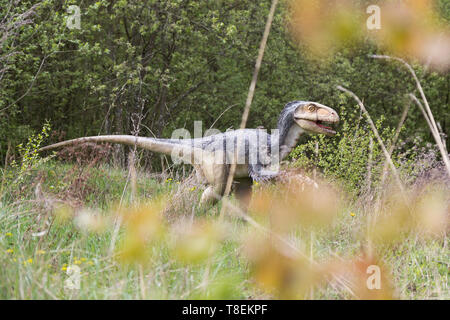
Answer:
[39,101,339,206]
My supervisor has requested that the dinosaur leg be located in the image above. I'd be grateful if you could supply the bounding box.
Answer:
[233,177,253,212]
[200,184,225,206]
[198,158,227,207]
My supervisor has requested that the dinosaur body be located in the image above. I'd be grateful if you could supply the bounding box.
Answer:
[39,101,339,206]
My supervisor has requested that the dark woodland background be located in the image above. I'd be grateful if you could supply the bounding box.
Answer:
[1,0,449,170]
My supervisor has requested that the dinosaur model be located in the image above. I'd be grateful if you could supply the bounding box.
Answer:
[39,101,339,207]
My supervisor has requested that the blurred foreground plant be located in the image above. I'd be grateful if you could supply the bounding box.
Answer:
[169,218,227,265]
[117,199,167,265]
[250,175,342,232]
[369,183,449,244]
[242,232,322,299]
[45,169,447,300]
[287,0,450,71]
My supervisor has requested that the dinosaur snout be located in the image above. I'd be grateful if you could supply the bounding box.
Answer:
[317,107,339,123]
[330,111,340,124]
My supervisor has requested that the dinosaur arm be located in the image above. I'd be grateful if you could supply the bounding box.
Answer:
[248,163,279,182]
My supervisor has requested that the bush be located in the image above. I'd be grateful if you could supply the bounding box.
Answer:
[290,104,410,195]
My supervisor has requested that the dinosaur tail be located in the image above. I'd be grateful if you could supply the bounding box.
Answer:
[39,135,200,163]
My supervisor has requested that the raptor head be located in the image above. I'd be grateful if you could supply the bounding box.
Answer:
[291,101,340,136]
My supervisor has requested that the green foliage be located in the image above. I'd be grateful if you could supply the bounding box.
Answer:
[290,104,399,194]
[0,122,53,203]
[13,121,52,174]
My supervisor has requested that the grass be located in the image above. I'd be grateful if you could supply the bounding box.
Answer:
[0,162,250,299]
[0,160,448,299]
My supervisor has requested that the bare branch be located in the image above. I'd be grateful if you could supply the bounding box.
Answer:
[379,100,410,189]
[337,85,405,193]
[221,0,279,213]
[408,94,434,135]
[370,54,450,177]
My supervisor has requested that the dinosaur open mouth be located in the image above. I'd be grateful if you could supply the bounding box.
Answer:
[313,120,336,134]
[316,120,333,130]
[295,117,338,135]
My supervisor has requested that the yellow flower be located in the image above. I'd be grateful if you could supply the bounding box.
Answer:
[6,249,14,254]
[61,266,67,271]
[165,178,173,182]
[80,257,87,262]
[254,181,259,186]
[190,186,197,191]
[87,261,94,266]
[350,212,356,217]
[37,250,46,255]
[74,260,81,265]
[5,232,12,237]
[23,258,33,265]
[63,263,68,267]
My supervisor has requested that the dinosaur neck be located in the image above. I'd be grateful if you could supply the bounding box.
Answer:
[278,123,305,160]
[276,101,306,160]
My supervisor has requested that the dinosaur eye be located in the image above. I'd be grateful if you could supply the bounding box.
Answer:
[308,105,316,112]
